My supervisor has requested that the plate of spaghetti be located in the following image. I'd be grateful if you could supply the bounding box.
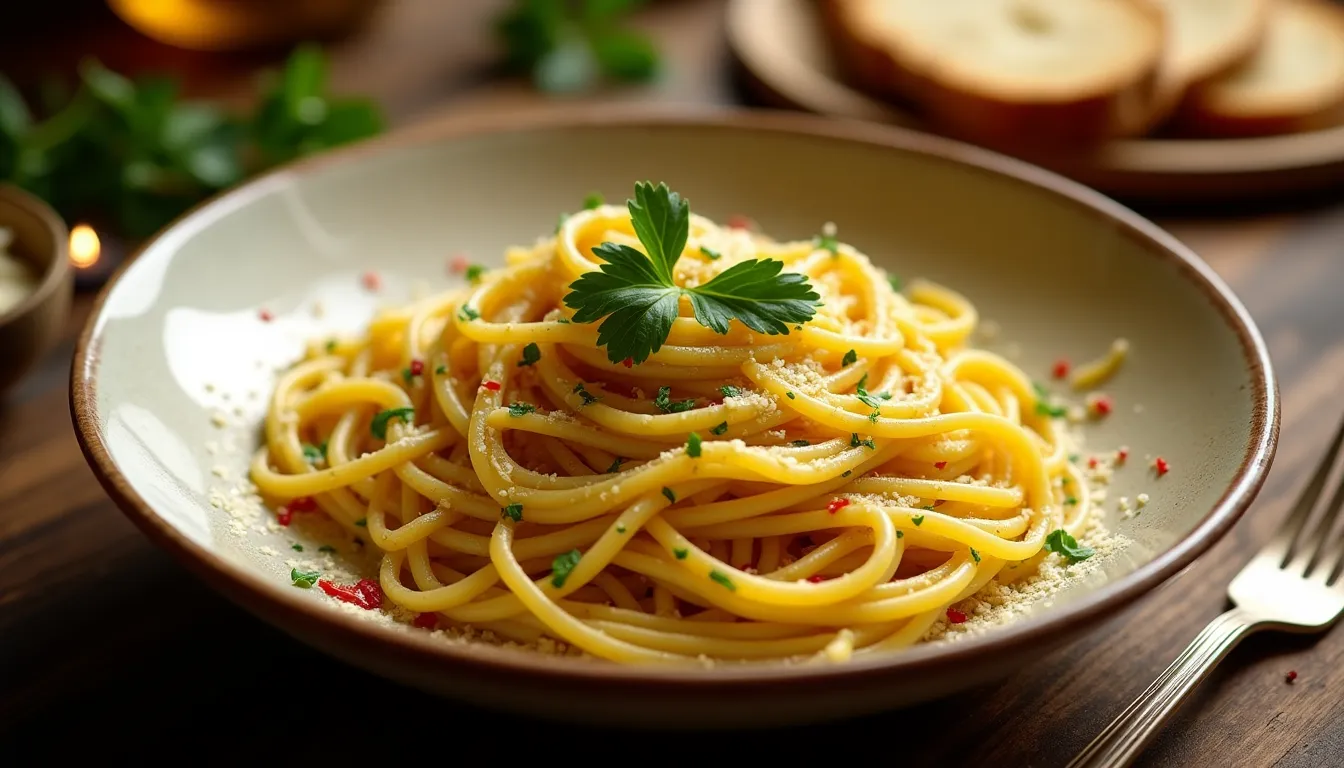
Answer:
[72,108,1277,727]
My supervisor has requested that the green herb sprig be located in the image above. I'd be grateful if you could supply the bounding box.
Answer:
[496,0,661,94]
[564,182,821,365]
[0,45,383,239]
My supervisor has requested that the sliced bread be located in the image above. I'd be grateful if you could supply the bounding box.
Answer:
[821,0,1168,147]
[1153,0,1271,87]
[1175,0,1344,137]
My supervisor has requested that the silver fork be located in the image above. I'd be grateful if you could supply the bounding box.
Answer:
[1069,420,1344,768]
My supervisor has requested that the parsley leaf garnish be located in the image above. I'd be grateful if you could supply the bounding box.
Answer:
[855,373,888,409]
[710,421,728,435]
[507,402,537,417]
[501,503,523,522]
[551,549,582,588]
[841,349,857,367]
[655,385,696,414]
[912,515,925,526]
[371,407,414,440]
[291,568,320,588]
[563,182,820,364]
[720,385,743,398]
[518,342,541,367]
[1044,529,1095,564]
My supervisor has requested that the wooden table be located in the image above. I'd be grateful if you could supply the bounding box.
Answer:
[3,1,1342,763]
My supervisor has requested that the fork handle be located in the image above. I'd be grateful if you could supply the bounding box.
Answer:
[1067,608,1256,768]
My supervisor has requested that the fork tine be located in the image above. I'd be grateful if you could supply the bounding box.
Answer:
[1274,418,1344,566]
[1303,468,1344,578]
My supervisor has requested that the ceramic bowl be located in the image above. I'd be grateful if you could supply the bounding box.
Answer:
[71,108,1278,728]
[0,184,70,397]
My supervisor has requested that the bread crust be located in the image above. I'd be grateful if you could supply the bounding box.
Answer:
[820,0,1169,148]
[1173,0,1344,138]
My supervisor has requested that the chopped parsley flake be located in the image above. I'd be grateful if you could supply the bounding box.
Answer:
[971,548,981,563]
[1044,529,1095,564]
[465,264,485,284]
[841,349,857,367]
[435,364,447,375]
[720,385,744,398]
[655,386,696,414]
[457,305,479,322]
[291,543,304,552]
[662,487,677,503]
[709,570,736,591]
[710,421,728,435]
[896,531,904,539]
[401,367,415,384]
[786,391,796,400]
[868,410,880,423]
[354,518,367,527]
[518,342,542,367]
[887,273,903,292]
[856,373,888,408]
[686,432,702,458]
[371,407,414,439]
[699,245,722,261]
[850,433,876,449]
[325,339,338,353]
[912,515,925,526]
[673,547,688,560]
[813,230,839,255]
[291,568,320,588]
[302,443,324,463]
[1065,496,1079,506]
[318,545,336,553]
[508,402,537,417]
[791,439,810,447]
[551,549,582,588]
[573,383,599,406]
[607,457,625,473]
[583,192,604,210]
[616,523,627,534]
[842,470,852,477]
[502,503,523,522]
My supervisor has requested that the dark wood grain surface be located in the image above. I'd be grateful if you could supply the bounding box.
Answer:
[3,1,1343,764]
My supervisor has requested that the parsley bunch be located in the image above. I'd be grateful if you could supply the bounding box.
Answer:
[496,0,660,94]
[564,182,821,364]
[0,45,383,239]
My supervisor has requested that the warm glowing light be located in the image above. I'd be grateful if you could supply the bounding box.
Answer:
[70,224,101,269]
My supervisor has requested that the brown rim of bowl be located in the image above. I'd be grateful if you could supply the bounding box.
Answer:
[0,183,70,326]
[70,105,1280,689]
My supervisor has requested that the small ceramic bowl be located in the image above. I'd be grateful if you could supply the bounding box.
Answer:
[72,108,1278,727]
[0,184,70,397]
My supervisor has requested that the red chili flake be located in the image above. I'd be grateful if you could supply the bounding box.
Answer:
[1090,394,1113,417]
[827,498,851,514]
[1116,447,1129,464]
[947,608,967,624]
[621,357,633,368]
[1286,670,1298,683]
[355,579,384,609]
[413,613,438,629]
[807,574,826,583]
[409,359,424,376]
[481,380,501,392]
[361,271,381,291]
[1154,456,1170,477]
[934,461,948,470]
[258,309,274,322]
[1052,359,1070,379]
[276,507,294,526]
[727,214,754,230]
[288,496,316,512]
[1088,456,1099,469]
[449,253,470,274]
